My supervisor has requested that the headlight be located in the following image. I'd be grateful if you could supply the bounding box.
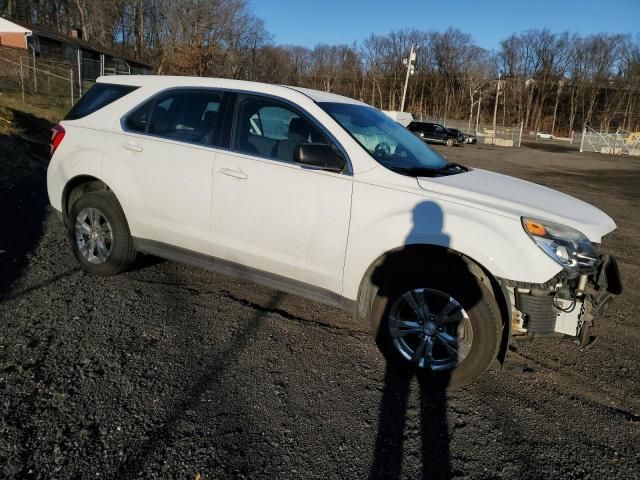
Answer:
[521,217,599,275]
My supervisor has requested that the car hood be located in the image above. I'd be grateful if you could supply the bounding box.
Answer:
[417,168,616,242]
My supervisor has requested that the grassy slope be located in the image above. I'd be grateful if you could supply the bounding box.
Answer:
[0,91,66,137]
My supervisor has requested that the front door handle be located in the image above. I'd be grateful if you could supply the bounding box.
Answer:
[219,167,248,180]
[122,141,143,152]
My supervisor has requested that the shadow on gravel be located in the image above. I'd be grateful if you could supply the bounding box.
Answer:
[370,368,450,479]
[117,287,283,475]
[0,108,54,299]
[2,268,79,301]
[521,140,578,154]
[368,202,483,479]
[128,253,168,272]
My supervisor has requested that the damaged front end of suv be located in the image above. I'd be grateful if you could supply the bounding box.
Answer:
[501,217,623,345]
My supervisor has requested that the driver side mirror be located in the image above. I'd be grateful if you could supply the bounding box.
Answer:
[294,143,345,173]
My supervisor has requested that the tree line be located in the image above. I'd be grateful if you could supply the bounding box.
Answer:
[3,0,640,134]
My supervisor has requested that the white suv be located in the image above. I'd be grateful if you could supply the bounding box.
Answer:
[47,76,622,385]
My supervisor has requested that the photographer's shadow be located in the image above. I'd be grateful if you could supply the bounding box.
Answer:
[369,365,450,479]
[368,201,483,479]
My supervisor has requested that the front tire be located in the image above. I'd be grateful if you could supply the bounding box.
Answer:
[370,254,501,386]
[446,138,455,147]
[68,191,136,275]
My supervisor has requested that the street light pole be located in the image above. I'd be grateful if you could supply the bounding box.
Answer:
[492,70,501,133]
[400,44,416,112]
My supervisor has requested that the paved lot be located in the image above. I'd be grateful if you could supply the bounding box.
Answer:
[1,112,639,479]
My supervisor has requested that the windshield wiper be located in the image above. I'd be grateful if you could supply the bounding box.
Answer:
[436,162,468,172]
[395,163,468,177]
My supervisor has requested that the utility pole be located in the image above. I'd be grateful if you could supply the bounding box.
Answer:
[475,91,482,135]
[400,44,416,112]
[469,89,480,133]
[492,70,502,133]
[551,79,563,136]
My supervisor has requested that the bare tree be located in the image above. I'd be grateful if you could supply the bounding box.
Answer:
[3,2,639,134]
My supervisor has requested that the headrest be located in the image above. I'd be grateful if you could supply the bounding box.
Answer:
[203,110,217,125]
[288,117,313,140]
[150,106,171,134]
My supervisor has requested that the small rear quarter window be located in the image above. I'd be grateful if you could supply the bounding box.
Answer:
[123,99,153,133]
[64,83,138,120]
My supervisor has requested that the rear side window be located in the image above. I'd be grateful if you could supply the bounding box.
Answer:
[65,83,138,120]
[143,89,222,145]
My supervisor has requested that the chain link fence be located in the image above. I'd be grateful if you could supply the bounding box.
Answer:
[0,53,75,112]
[0,46,140,113]
[579,125,640,156]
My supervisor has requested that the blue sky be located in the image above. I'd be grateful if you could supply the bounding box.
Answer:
[252,0,640,50]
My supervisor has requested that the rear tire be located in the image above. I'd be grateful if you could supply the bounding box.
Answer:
[370,253,501,386]
[68,191,136,275]
[446,138,454,147]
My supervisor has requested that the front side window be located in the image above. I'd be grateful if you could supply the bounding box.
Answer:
[320,102,449,175]
[233,95,329,162]
[138,89,222,145]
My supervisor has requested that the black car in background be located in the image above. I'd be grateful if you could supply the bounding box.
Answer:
[407,121,463,147]
[447,127,477,144]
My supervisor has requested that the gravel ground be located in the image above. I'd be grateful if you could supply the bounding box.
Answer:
[1,110,639,479]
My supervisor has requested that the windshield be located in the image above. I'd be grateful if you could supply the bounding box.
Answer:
[319,102,449,173]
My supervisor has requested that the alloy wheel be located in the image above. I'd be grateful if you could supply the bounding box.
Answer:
[388,288,473,371]
[74,207,113,264]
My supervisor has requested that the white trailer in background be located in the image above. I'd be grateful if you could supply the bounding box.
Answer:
[382,110,413,126]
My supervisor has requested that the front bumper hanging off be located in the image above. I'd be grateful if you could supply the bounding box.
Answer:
[503,254,623,343]
[587,253,623,312]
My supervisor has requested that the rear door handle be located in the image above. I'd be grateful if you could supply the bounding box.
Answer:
[219,167,248,180]
[122,141,143,152]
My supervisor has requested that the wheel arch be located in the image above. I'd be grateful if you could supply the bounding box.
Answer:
[62,175,112,226]
[355,243,511,363]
